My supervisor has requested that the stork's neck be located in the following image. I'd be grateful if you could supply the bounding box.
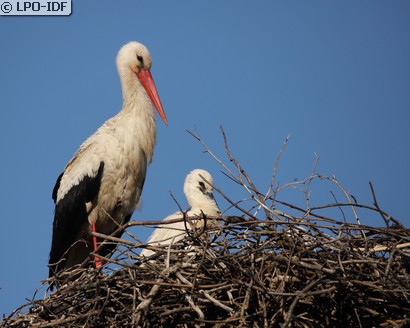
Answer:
[118,68,145,105]
[190,198,221,217]
[116,67,157,162]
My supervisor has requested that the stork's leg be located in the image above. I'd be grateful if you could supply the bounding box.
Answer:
[91,221,102,267]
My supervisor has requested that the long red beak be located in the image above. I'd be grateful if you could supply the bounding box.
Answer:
[137,69,168,125]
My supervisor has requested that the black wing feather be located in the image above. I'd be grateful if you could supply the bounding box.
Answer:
[49,161,105,278]
[52,172,64,203]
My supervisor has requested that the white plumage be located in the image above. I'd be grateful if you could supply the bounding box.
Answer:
[141,169,221,258]
[49,41,167,279]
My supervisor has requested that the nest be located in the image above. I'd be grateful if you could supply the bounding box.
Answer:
[2,131,410,327]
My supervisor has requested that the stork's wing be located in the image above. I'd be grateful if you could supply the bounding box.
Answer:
[48,161,104,278]
[140,211,188,257]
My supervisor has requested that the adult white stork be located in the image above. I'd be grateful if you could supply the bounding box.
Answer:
[49,41,168,280]
[140,169,220,258]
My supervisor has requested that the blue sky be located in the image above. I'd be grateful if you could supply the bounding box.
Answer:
[1,1,409,315]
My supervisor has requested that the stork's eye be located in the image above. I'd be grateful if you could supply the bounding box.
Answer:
[136,55,143,64]
[199,181,205,189]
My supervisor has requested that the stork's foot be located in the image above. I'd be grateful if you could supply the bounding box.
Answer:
[91,221,102,268]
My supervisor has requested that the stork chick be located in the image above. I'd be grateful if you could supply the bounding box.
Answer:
[141,169,220,258]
